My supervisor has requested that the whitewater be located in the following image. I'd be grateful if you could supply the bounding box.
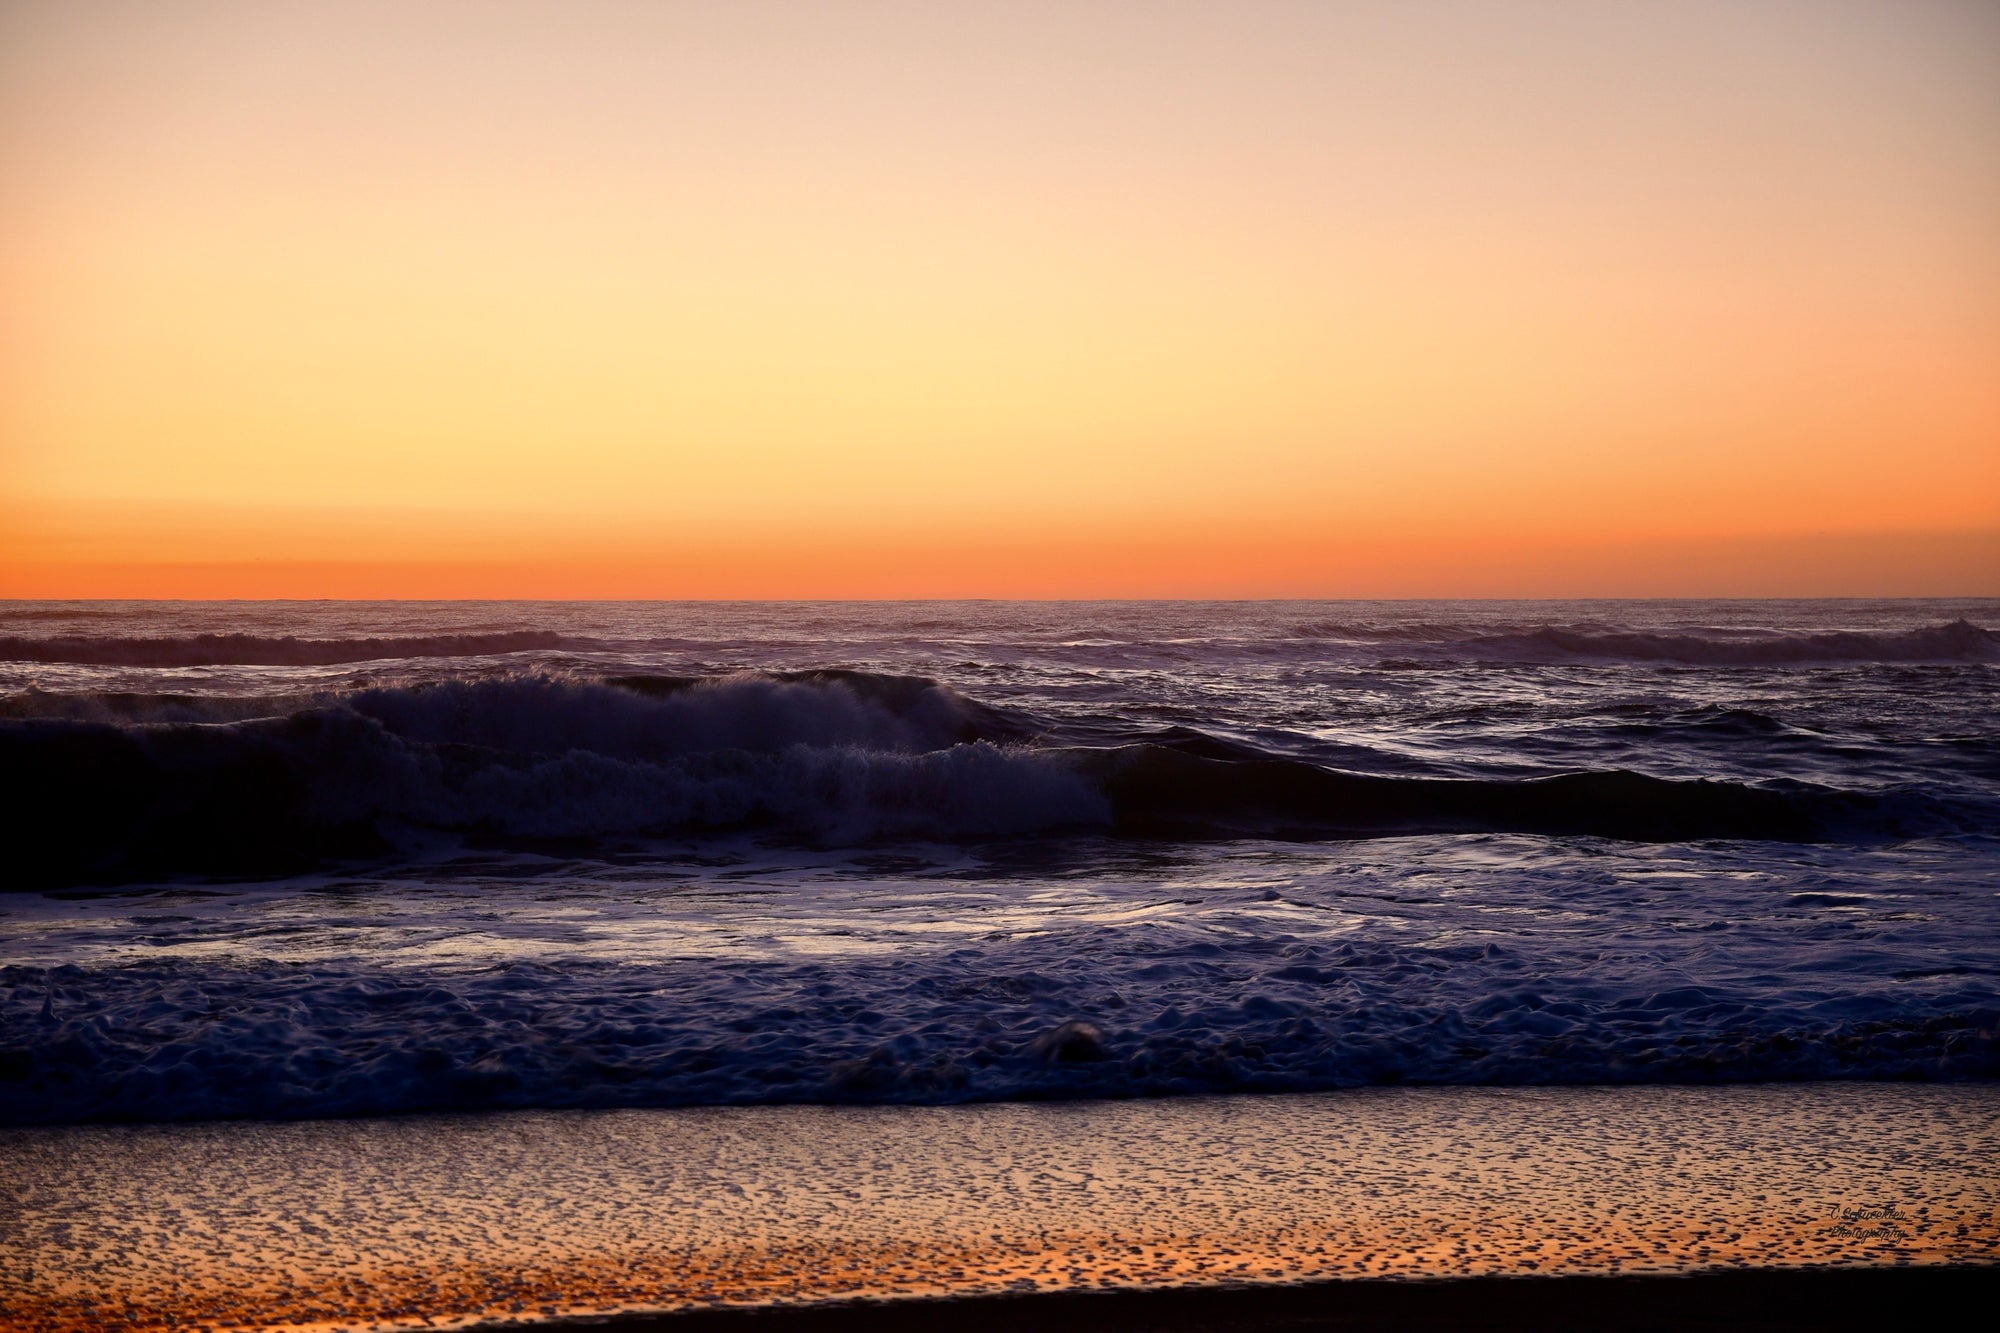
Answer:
[1,599,1995,1124]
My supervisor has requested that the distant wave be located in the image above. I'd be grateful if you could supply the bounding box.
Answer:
[1468,619,2000,665]
[0,668,1961,887]
[7,620,1992,669]
[1284,618,1998,664]
[1288,620,1486,643]
[0,630,577,666]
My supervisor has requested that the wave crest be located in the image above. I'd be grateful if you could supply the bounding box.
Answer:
[0,668,1965,887]
[1,671,1100,884]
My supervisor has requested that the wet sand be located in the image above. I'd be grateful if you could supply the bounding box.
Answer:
[2,1083,1995,1332]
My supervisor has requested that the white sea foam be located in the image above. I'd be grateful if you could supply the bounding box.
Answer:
[2,835,1994,1122]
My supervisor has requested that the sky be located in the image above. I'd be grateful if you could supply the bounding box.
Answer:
[2,0,1996,597]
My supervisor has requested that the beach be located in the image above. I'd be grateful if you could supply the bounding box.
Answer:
[8,0,1999,1321]
[4,1082,1994,1331]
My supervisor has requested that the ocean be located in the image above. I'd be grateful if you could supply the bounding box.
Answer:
[2,598,1996,1125]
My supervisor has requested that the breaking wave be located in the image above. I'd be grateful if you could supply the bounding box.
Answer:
[2,673,1092,886]
[0,669,1961,888]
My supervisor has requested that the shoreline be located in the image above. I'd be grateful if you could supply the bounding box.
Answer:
[472,1266,2000,1331]
[5,1083,1996,1332]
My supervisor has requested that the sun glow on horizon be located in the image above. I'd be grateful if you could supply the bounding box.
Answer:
[4,0,1997,597]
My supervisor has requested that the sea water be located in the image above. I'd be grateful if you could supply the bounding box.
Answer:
[2,599,1995,1122]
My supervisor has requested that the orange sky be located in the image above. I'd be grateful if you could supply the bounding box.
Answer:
[3,0,1997,597]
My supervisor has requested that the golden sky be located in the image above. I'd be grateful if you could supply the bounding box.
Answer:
[3,0,1997,596]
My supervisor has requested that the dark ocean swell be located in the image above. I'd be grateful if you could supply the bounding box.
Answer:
[1,670,1964,888]
[0,630,577,666]
[1282,617,1999,663]
[8,619,1992,668]
[1463,618,2000,665]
